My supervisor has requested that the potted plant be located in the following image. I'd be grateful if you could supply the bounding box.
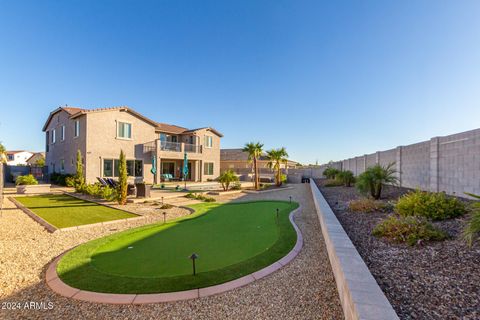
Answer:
[16,174,51,194]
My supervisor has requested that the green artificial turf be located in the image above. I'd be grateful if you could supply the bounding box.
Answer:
[57,200,299,293]
[15,194,136,228]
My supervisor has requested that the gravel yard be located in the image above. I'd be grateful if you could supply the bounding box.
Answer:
[0,184,343,320]
[315,179,480,320]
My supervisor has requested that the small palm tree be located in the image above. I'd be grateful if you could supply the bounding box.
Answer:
[243,142,264,190]
[356,163,398,199]
[266,147,289,186]
[218,170,239,191]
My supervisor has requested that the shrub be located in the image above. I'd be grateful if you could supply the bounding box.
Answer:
[348,198,392,213]
[218,170,239,191]
[323,167,340,180]
[160,183,165,189]
[280,174,287,184]
[395,190,466,221]
[16,174,38,186]
[184,193,216,202]
[356,163,398,200]
[50,173,74,186]
[160,203,174,209]
[230,181,242,190]
[323,179,344,187]
[337,170,355,187]
[101,186,117,201]
[117,150,128,205]
[65,176,76,187]
[185,192,197,199]
[373,215,448,246]
[74,150,85,191]
[463,193,480,246]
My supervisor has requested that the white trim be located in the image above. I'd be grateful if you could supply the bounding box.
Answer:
[116,120,133,140]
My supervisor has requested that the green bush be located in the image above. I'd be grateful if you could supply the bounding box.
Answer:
[395,190,466,221]
[323,167,340,180]
[160,203,174,209]
[356,163,398,200]
[373,215,448,246]
[16,174,38,186]
[323,179,344,187]
[184,192,216,202]
[337,170,355,187]
[65,176,76,187]
[463,193,480,246]
[230,181,242,190]
[50,173,74,186]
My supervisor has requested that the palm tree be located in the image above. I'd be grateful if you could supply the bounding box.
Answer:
[243,142,264,190]
[266,147,289,186]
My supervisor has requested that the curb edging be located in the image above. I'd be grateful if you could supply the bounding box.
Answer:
[309,181,399,320]
[46,205,303,304]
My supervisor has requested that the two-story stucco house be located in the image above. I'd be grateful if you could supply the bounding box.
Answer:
[43,106,222,184]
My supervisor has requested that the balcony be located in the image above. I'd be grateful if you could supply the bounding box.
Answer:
[143,140,202,154]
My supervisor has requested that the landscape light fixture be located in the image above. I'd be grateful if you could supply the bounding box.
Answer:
[163,211,167,224]
[162,196,164,204]
[189,253,199,275]
[289,196,292,203]
[276,208,279,219]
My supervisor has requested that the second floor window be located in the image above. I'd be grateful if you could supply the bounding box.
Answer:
[51,129,56,144]
[61,125,65,141]
[74,120,80,137]
[118,122,132,139]
[204,135,213,148]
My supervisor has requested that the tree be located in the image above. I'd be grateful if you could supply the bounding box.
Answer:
[356,163,398,200]
[0,142,6,163]
[35,156,45,167]
[218,170,239,191]
[337,170,355,187]
[74,150,85,191]
[323,167,340,180]
[117,150,128,205]
[266,147,289,186]
[243,142,264,190]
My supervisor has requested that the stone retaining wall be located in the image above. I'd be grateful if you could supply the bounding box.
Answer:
[309,181,398,320]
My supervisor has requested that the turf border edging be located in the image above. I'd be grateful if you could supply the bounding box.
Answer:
[9,196,57,233]
[45,205,303,304]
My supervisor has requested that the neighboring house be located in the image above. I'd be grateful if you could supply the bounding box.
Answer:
[43,106,223,184]
[26,152,46,166]
[220,148,298,180]
[6,150,34,166]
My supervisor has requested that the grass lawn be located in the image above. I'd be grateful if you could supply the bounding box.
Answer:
[57,200,299,293]
[15,194,137,228]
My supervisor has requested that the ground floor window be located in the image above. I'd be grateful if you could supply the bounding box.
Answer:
[204,162,214,175]
[103,159,143,177]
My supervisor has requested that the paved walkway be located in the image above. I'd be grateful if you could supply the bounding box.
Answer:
[0,184,343,319]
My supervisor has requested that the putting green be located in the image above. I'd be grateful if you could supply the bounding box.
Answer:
[57,200,299,293]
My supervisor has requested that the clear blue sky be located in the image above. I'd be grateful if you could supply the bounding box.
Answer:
[1,1,479,164]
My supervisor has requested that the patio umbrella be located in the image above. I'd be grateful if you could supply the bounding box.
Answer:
[183,152,188,190]
[151,155,157,181]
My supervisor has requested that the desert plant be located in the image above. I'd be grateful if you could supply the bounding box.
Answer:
[463,193,480,246]
[65,176,76,187]
[395,190,466,221]
[218,170,239,191]
[243,142,264,190]
[348,198,392,213]
[356,163,398,200]
[230,181,242,190]
[15,174,38,186]
[160,203,174,209]
[116,150,128,205]
[266,147,289,186]
[74,150,85,192]
[323,167,340,180]
[323,179,344,187]
[337,170,355,187]
[101,185,117,201]
[372,215,448,246]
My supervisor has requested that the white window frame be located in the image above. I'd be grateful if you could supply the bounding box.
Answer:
[51,129,56,144]
[74,120,80,138]
[117,121,132,140]
[204,135,213,148]
[61,125,65,141]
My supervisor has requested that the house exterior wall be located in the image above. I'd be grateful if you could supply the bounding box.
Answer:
[6,151,34,166]
[45,110,86,175]
[84,109,157,184]
[44,108,222,184]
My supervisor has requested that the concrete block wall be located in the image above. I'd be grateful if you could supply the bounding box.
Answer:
[296,127,480,198]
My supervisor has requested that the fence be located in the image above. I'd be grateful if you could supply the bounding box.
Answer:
[290,127,480,198]
[4,165,48,183]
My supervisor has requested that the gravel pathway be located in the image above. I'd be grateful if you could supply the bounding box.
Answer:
[315,179,480,320]
[0,184,342,319]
